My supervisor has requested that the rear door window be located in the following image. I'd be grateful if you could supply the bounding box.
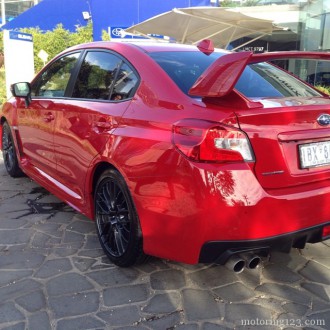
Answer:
[111,62,139,101]
[72,51,139,101]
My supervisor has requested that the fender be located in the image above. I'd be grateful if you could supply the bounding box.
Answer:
[1,99,19,126]
[189,51,330,98]
[0,99,19,150]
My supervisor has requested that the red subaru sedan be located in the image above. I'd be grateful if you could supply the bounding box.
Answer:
[1,41,330,271]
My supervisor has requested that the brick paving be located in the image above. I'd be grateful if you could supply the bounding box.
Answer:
[0,154,329,330]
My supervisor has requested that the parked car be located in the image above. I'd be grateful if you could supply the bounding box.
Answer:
[1,41,330,272]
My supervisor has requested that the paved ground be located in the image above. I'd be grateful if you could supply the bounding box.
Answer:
[0,154,329,330]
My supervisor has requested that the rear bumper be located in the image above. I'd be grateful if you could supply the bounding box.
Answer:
[199,223,330,264]
[130,155,330,264]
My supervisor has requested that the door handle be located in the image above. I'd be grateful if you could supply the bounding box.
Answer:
[44,113,55,122]
[95,121,111,129]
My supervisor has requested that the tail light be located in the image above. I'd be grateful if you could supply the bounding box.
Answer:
[173,119,254,163]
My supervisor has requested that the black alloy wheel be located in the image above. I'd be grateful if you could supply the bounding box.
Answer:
[94,169,147,267]
[2,122,24,177]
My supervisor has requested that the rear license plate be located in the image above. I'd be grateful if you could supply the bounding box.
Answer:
[299,141,330,169]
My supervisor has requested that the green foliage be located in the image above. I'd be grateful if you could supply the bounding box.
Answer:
[220,1,238,7]
[102,29,111,41]
[21,22,93,73]
[219,0,261,7]
[243,0,262,6]
[0,31,3,55]
[315,85,330,95]
[0,67,6,105]
[0,22,98,105]
[69,22,94,47]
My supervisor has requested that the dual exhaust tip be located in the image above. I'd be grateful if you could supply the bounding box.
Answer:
[225,253,262,273]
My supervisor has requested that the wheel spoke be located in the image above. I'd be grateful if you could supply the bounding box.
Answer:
[102,185,113,211]
[107,181,116,209]
[96,188,113,215]
[120,223,131,235]
[3,141,14,170]
[100,221,111,239]
[8,148,14,166]
[114,189,122,206]
[114,228,125,255]
[96,198,108,214]
[116,206,129,217]
[2,133,9,150]
[117,192,126,208]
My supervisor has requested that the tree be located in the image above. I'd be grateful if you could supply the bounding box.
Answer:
[0,22,97,104]
[20,22,93,72]
[243,0,262,6]
[221,0,238,7]
[221,0,261,7]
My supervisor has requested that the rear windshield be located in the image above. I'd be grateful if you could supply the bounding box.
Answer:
[150,51,321,98]
[149,51,224,95]
[236,62,321,98]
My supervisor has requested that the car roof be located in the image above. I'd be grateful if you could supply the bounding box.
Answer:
[64,41,225,54]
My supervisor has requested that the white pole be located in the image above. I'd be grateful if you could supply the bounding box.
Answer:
[1,0,5,26]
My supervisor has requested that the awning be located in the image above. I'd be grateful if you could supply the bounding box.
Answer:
[1,0,90,32]
[125,7,282,50]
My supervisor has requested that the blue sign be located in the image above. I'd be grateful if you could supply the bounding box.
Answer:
[110,27,135,39]
[110,26,164,40]
[9,31,33,42]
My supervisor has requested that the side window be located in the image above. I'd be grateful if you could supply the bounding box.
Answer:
[32,53,80,97]
[73,51,121,100]
[72,51,138,101]
[111,63,139,101]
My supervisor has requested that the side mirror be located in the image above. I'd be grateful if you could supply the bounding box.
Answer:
[11,82,32,107]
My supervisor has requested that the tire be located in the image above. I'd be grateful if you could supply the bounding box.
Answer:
[1,122,24,177]
[94,168,147,267]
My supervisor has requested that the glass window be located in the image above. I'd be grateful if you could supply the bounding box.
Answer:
[235,62,322,98]
[32,53,80,97]
[150,51,224,95]
[150,51,321,99]
[111,63,139,101]
[72,51,138,101]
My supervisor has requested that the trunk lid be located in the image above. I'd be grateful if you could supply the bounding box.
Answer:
[235,97,330,189]
[189,48,330,189]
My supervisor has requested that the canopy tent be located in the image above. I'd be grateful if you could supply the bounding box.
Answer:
[125,7,283,50]
[0,0,212,41]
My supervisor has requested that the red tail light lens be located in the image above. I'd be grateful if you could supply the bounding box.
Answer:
[173,119,254,163]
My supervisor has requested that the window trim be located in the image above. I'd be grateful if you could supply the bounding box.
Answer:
[31,51,83,100]
[69,49,141,102]
[30,48,141,103]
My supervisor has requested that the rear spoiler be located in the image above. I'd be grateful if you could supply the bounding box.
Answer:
[188,51,330,98]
